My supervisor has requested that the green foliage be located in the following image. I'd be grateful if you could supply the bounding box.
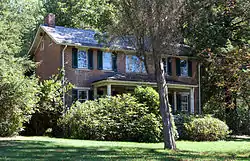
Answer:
[184,115,230,141]
[43,0,115,31]
[0,0,44,56]
[183,0,250,135]
[59,94,162,142]
[0,55,39,136]
[133,86,160,115]
[133,86,179,139]
[23,74,73,136]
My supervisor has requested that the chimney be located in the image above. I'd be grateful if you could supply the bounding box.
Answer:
[44,13,55,28]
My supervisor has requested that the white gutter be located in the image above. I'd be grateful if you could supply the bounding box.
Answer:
[198,63,201,114]
[62,45,68,111]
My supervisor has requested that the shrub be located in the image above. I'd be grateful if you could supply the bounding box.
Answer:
[23,74,73,136]
[184,115,230,141]
[0,55,39,136]
[58,94,162,142]
[133,86,179,139]
[134,86,159,115]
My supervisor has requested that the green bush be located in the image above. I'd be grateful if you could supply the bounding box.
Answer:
[184,115,230,141]
[133,86,179,139]
[0,55,39,136]
[23,74,73,136]
[58,94,162,142]
[134,86,160,115]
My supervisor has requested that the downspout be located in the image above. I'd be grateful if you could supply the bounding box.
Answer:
[198,63,202,114]
[62,45,68,112]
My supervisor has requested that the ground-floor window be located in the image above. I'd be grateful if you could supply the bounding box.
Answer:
[180,93,189,112]
[78,90,89,102]
[72,88,90,103]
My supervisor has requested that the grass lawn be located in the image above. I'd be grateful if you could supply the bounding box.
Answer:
[0,136,250,161]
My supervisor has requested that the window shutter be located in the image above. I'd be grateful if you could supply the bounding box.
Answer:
[176,58,181,76]
[167,57,172,76]
[112,53,117,72]
[72,89,78,102]
[72,48,78,68]
[162,58,167,73]
[88,90,94,100]
[97,50,103,70]
[177,94,181,112]
[88,49,93,70]
[188,60,192,77]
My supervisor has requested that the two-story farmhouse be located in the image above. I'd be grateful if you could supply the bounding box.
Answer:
[29,14,201,114]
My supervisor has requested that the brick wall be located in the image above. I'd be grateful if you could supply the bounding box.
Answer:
[35,34,61,81]
[35,33,198,87]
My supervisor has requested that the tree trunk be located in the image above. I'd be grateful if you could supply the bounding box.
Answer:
[154,55,176,150]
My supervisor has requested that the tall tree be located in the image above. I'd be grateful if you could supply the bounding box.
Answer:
[110,0,186,149]
[183,0,250,132]
[43,0,114,31]
[0,0,44,57]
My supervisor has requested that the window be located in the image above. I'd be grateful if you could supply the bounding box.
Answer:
[72,48,93,69]
[180,59,188,76]
[181,94,189,112]
[78,90,89,102]
[103,52,112,70]
[77,50,88,68]
[162,57,172,75]
[126,55,146,73]
[40,40,44,51]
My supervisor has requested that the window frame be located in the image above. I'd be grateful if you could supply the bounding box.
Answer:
[162,57,172,76]
[180,93,189,112]
[102,52,113,71]
[40,40,44,51]
[77,89,89,102]
[77,50,88,69]
[126,55,146,73]
[180,59,188,77]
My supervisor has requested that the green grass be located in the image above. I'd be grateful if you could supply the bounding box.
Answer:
[0,136,250,161]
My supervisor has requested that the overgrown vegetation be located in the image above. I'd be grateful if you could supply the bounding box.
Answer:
[0,55,39,136]
[23,74,72,136]
[59,93,162,142]
[184,115,230,141]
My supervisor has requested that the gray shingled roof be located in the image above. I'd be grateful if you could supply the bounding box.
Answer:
[42,25,136,50]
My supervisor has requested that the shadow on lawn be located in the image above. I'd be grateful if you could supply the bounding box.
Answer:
[0,140,249,161]
[226,137,250,142]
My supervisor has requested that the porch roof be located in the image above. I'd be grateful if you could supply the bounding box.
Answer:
[92,73,198,89]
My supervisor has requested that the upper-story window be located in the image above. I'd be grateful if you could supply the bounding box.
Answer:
[72,48,93,69]
[176,58,192,77]
[78,50,88,68]
[162,57,172,76]
[126,55,146,73]
[180,60,188,76]
[40,40,44,51]
[97,50,117,71]
[103,52,112,70]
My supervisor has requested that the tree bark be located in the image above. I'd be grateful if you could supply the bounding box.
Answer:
[154,54,176,150]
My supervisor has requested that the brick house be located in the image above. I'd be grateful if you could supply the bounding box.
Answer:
[29,14,201,114]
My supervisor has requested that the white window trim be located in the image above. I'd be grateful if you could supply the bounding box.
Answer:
[126,55,146,73]
[180,59,188,77]
[77,89,89,102]
[180,93,189,112]
[102,52,113,71]
[77,50,88,69]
